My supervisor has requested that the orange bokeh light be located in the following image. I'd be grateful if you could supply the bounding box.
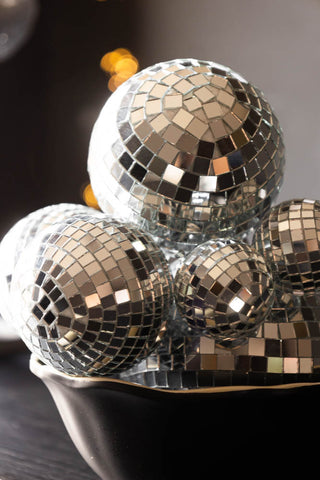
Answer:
[108,74,122,92]
[114,56,138,76]
[100,49,129,74]
[100,47,139,91]
[82,183,100,210]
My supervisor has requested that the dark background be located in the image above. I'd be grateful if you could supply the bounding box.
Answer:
[0,0,142,239]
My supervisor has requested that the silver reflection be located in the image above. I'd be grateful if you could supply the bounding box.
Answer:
[174,238,274,346]
[88,58,285,245]
[10,215,173,376]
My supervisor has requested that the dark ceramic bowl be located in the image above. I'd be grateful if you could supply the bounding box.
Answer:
[30,355,320,480]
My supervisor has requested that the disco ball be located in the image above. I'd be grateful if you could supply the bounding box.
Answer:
[0,203,100,326]
[10,215,173,376]
[174,238,274,345]
[254,198,320,295]
[0,0,39,62]
[88,58,285,244]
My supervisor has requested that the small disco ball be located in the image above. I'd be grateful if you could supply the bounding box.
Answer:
[174,239,274,345]
[88,58,285,244]
[0,203,100,325]
[253,198,320,295]
[10,215,173,376]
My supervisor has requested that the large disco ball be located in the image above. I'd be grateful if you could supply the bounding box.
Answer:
[10,215,173,376]
[88,58,285,244]
[0,0,39,62]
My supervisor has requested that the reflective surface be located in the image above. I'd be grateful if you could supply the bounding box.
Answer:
[254,198,320,294]
[0,203,99,329]
[11,215,173,376]
[121,293,320,389]
[88,58,285,244]
[175,238,274,345]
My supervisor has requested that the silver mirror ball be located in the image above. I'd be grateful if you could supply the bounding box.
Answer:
[88,58,285,246]
[10,214,173,376]
[0,203,100,327]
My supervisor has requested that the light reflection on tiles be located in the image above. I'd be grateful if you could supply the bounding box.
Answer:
[254,199,320,295]
[0,203,101,327]
[88,58,285,244]
[174,239,274,346]
[120,293,320,389]
[11,215,173,376]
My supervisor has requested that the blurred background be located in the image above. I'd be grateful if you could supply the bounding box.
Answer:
[1,0,320,240]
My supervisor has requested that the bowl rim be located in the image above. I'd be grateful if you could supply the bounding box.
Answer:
[29,354,320,398]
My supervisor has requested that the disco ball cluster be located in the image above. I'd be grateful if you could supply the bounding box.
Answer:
[2,58,319,388]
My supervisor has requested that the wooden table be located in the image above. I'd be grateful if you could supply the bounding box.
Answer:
[0,346,99,480]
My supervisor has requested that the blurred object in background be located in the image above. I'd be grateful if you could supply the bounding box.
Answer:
[0,0,39,62]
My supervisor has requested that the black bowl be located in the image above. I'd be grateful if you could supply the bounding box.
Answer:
[30,355,320,480]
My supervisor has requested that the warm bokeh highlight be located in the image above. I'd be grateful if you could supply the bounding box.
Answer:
[100,47,139,91]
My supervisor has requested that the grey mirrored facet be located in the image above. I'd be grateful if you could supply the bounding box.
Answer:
[253,199,320,295]
[174,238,274,345]
[120,292,320,389]
[0,203,100,329]
[88,58,285,245]
[10,214,173,376]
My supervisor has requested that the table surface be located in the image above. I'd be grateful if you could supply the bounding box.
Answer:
[0,345,99,480]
